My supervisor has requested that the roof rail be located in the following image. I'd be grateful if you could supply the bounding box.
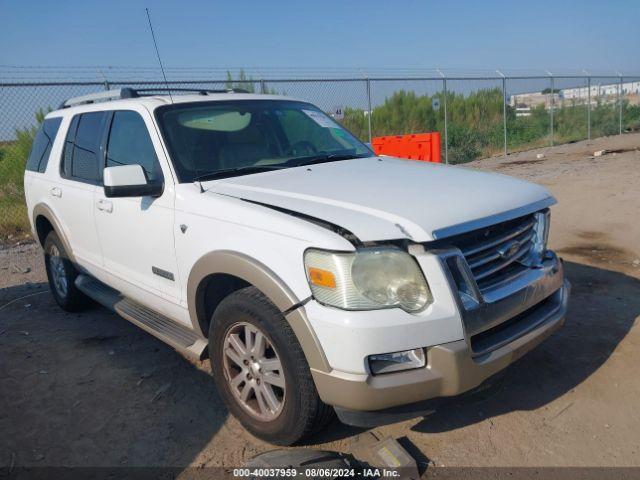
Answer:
[59,88,138,108]
[133,87,250,95]
[58,87,250,109]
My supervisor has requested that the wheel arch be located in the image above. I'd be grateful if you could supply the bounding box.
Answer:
[32,203,76,262]
[188,250,330,372]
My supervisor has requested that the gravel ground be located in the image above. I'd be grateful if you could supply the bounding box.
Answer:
[1,133,639,472]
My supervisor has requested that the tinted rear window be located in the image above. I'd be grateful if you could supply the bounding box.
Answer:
[25,117,63,173]
[61,112,108,183]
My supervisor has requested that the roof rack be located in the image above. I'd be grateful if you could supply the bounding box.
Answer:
[58,87,251,109]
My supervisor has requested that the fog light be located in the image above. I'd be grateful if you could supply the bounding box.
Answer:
[368,348,426,375]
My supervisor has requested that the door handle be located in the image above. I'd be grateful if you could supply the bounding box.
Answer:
[97,199,113,213]
[50,187,62,198]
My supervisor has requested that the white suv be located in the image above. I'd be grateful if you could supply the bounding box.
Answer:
[24,88,569,445]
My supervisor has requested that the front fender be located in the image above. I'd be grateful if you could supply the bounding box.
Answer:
[187,250,330,372]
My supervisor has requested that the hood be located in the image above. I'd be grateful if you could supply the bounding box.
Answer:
[204,156,555,243]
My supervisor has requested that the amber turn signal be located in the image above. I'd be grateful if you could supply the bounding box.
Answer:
[308,267,336,289]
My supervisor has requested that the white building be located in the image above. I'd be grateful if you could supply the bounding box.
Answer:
[509,91,560,108]
[561,81,640,100]
[509,81,640,108]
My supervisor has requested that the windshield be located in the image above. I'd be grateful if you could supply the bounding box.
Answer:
[155,100,372,182]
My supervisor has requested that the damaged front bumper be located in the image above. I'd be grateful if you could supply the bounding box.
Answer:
[311,252,569,427]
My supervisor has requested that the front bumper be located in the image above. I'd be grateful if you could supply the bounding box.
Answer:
[310,253,569,418]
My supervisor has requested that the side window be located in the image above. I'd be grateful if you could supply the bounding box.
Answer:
[25,117,62,173]
[61,112,108,183]
[62,115,79,176]
[106,111,162,182]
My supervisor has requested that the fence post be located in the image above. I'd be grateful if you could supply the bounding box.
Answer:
[587,75,591,140]
[260,79,266,94]
[619,75,623,134]
[366,78,372,144]
[443,78,449,164]
[497,70,507,156]
[438,69,448,164]
[547,72,554,146]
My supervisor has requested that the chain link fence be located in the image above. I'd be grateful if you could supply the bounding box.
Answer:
[2,75,640,249]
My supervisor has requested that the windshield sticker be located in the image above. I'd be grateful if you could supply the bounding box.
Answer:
[302,109,339,128]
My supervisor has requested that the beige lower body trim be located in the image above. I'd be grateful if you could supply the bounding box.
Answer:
[286,305,331,373]
[187,250,331,372]
[32,203,76,263]
[312,312,564,412]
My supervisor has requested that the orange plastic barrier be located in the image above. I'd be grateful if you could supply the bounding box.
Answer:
[371,132,441,163]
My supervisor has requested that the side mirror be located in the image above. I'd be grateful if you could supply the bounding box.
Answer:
[103,165,163,198]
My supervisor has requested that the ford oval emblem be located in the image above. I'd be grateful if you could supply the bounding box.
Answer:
[498,240,520,260]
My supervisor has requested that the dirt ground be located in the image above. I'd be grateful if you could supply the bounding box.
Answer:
[1,133,639,472]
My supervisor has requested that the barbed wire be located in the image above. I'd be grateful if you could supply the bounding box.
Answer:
[1,65,638,83]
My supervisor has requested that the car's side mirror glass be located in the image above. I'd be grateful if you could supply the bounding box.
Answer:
[103,164,163,198]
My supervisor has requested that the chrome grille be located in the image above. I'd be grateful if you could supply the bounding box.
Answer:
[450,213,537,291]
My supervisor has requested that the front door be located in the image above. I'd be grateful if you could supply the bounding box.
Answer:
[93,108,181,305]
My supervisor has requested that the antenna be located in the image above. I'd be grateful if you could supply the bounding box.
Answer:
[145,8,173,103]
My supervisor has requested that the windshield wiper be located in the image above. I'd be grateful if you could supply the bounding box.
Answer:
[289,152,368,167]
[192,164,285,183]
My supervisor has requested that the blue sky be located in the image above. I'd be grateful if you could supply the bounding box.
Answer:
[1,0,639,75]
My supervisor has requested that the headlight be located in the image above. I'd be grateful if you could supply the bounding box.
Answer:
[304,247,432,312]
[528,210,550,266]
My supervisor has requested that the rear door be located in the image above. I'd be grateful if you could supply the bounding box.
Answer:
[93,107,180,303]
[52,111,108,269]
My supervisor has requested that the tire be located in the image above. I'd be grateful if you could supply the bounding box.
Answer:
[43,231,90,312]
[209,286,334,445]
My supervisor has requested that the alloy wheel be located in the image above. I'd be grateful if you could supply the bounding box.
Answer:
[49,245,68,298]
[222,322,286,421]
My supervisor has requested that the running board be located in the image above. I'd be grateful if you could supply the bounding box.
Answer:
[75,274,207,361]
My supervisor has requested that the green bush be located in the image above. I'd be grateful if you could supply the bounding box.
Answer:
[447,125,483,163]
[624,103,640,131]
[0,109,48,242]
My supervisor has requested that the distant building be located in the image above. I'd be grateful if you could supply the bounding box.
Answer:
[509,81,640,109]
[562,81,640,100]
[509,92,560,109]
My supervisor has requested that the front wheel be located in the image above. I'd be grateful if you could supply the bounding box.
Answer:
[209,286,334,445]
